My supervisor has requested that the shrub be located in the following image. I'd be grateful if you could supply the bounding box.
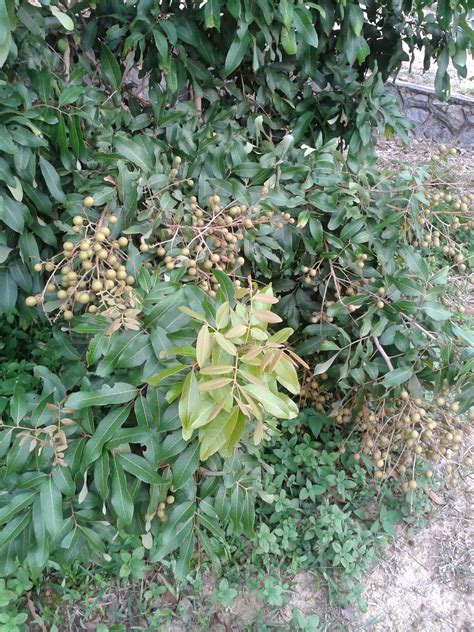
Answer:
[0,0,472,601]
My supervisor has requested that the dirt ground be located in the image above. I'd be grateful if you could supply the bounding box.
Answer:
[398,49,474,97]
[354,475,473,632]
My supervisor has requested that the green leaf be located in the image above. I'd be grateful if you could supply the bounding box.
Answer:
[313,354,338,376]
[400,246,430,281]
[0,512,31,549]
[224,31,250,77]
[199,407,240,460]
[0,0,12,67]
[174,533,195,582]
[0,491,37,526]
[294,7,318,48]
[115,136,152,172]
[117,453,164,485]
[348,5,364,36]
[83,406,131,466]
[52,466,75,497]
[196,325,213,368]
[204,0,221,30]
[274,355,300,395]
[215,302,230,330]
[242,383,289,418]
[147,364,188,386]
[39,479,63,538]
[10,382,28,423]
[381,367,414,388]
[189,397,217,432]
[94,452,110,501]
[179,370,200,438]
[50,6,74,30]
[38,156,66,203]
[423,303,451,321]
[100,43,122,90]
[172,442,200,490]
[0,194,27,233]
[212,269,235,306]
[66,383,137,409]
[214,331,237,356]
[0,269,17,312]
[281,27,297,55]
[111,457,134,525]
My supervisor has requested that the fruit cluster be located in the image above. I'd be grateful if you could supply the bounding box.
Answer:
[299,370,332,410]
[350,392,472,487]
[139,163,293,296]
[26,197,138,326]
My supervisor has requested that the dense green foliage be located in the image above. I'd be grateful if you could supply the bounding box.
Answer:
[0,410,436,630]
[0,2,473,625]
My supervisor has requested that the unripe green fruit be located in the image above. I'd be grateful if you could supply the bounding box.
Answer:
[57,38,68,53]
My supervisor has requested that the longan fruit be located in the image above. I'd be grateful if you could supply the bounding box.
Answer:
[63,310,74,320]
[83,196,94,208]
[118,236,128,248]
[25,296,37,307]
[73,216,84,226]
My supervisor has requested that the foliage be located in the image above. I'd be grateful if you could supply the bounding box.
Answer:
[0,0,473,619]
[0,1,473,319]
[148,284,301,460]
[0,408,438,630]
[0,276,298,580]
[228,408,436,609]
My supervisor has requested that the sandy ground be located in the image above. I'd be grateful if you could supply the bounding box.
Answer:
[357,477,473,632]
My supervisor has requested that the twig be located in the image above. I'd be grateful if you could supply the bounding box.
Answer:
[373,336,394,371]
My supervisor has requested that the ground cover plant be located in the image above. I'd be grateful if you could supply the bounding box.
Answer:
[0,1,473,629]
